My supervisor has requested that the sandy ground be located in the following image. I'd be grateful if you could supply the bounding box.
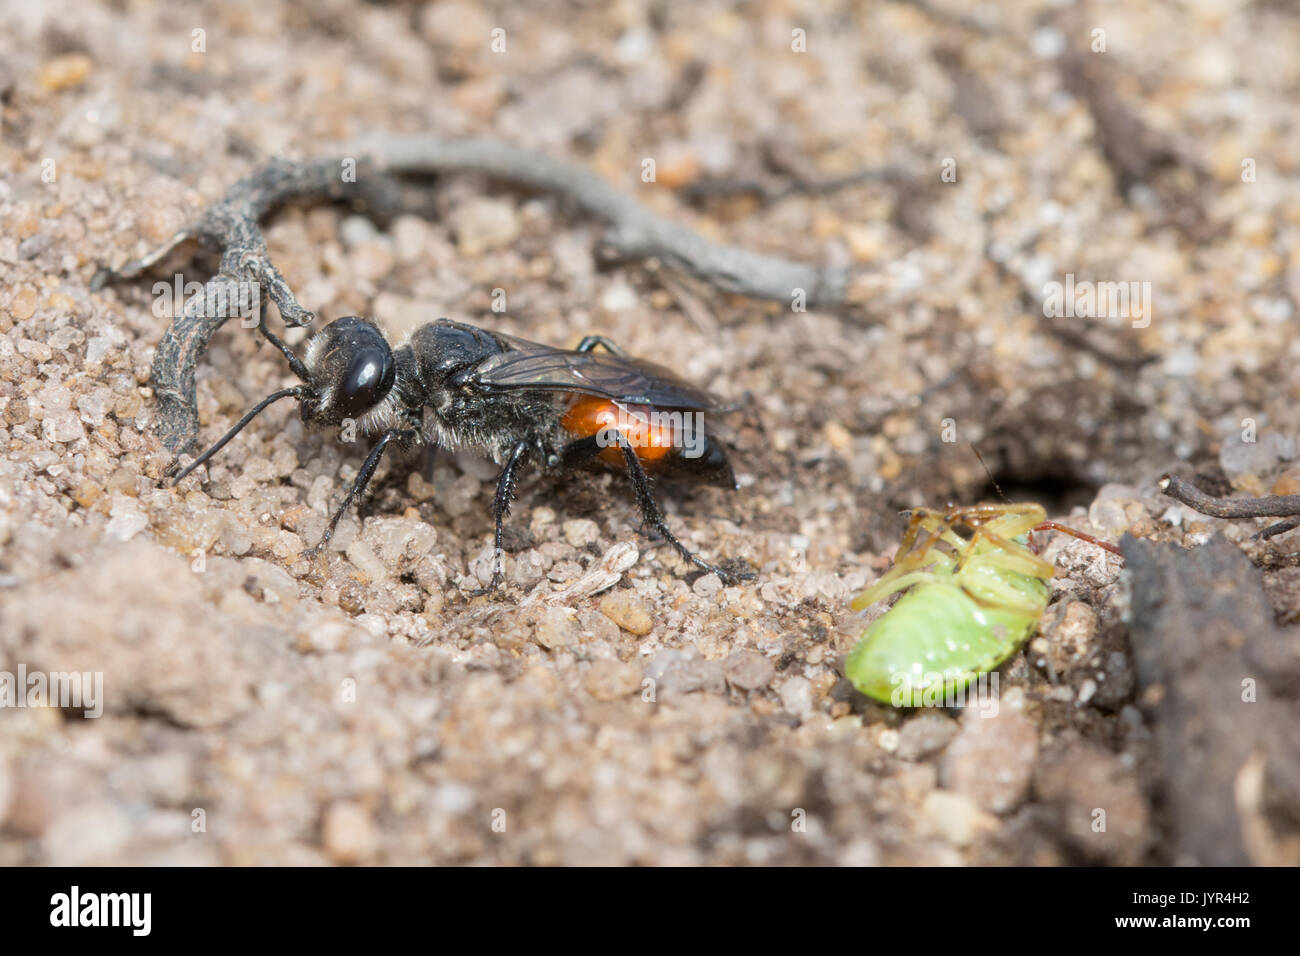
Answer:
[2,0,1299,865]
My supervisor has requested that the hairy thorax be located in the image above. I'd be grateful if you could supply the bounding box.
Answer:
[420,386,567,464]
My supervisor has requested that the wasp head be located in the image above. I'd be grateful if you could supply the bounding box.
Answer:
[299,316,396,426]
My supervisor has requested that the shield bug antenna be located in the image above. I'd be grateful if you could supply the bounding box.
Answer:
[968,443,1121,556]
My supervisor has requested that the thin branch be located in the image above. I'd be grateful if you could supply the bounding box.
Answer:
[93,139,854,454]
[345,135,851,305]
[1159,474,1300,540]
[679,164,908,206]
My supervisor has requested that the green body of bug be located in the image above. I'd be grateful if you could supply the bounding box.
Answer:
[846,503,1055,707]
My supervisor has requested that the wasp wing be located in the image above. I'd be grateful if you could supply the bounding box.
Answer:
[467,336,724,410]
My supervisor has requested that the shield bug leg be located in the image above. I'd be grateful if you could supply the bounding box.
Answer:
[468,440,530,596]
[850,510,959,611]
[951,507,1060,597]
[849,568,948,612]
[960,525,1054,579]
[1029,520,1123,556]
[304,428,406,560]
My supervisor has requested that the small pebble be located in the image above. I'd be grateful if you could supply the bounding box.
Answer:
[940,702,1039,814]
[584,659,642,701]
[532,606,576,650]
[692,573,722,598]
[778,676,814,717]
[321,801,379,865]
[562,518,600,548]
[449,198,520,256]
[597,590,654,635]
[9,286,38,321]
[38,53,93,91]
[897,713,959,761]
[722,650,775,691]
[921,791,998,848]
[42,410,85,443]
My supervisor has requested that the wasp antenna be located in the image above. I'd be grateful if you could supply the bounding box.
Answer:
[172,386,302,485]
[257,322,311,381]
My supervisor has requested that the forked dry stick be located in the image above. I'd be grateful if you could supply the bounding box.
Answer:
[92,136,853,454]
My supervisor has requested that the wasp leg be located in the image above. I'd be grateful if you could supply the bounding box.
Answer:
[561,434,648,531]
[468,440,530,596]
[575,335,628,357]
[304,429,404,560]
[617,441,752,585]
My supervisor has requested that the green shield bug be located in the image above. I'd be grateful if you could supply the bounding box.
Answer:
[846,503,1120,707]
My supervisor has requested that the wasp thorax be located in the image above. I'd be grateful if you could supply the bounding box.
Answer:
[411,319,503,386]
[301,316,395,425]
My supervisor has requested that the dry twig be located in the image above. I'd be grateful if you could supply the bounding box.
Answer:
[93,136,853,453]
[1160,474,1300,540]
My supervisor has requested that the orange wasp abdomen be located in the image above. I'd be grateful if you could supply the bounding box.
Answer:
[561,396,677,468]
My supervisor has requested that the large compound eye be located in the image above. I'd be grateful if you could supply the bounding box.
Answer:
[337,345,395,418]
